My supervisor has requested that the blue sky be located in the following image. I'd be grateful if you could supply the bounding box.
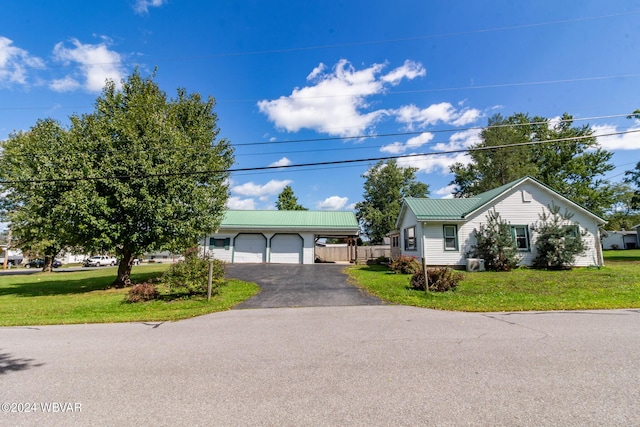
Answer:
[1,0,640,211]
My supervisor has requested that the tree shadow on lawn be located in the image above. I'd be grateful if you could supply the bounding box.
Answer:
[0,270,162,298]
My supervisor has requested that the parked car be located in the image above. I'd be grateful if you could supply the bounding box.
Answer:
[83,255,117,267]
[24,259,63,269]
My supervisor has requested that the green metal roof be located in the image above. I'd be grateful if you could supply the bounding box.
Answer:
[220,210,359,232]
[404,176,533,221]
[402,176,606,224]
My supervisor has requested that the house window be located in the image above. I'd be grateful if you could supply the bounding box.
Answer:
[511,225,530,251]
[443,225,458,251]
[404,227,416,251]
[210,237,230,250]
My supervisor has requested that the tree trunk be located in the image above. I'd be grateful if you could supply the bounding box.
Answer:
[42,255,53,273]
[112,250,135,288]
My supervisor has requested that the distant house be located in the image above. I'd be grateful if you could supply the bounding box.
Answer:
[393,176,606,268]
[601,230,638,250]
[204,210,359,264]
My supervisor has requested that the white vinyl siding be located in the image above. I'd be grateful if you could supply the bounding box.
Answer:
[397,180,603,267]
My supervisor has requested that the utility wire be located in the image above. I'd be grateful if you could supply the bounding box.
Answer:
[1,112,634,159]
[2,129,637,185]
[1,10,638,73]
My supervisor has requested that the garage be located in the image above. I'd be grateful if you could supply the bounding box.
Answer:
[234,233,267,263]
[207,210,359,264]
[270,234,303,264]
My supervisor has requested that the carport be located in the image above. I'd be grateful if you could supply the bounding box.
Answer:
[204,210,359,264]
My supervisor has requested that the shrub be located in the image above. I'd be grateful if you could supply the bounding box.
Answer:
[162,251,226,297]
[126,282,159,303]
[471,209,520,271]
[410,268,463,292]
[389,255,422,274]
[531,203,587,270]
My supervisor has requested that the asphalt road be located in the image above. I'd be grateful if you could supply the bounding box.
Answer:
[226,263,384,308]
[1,307,639,426]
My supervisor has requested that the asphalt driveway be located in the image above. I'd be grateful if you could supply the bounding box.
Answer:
[225,263,384,308]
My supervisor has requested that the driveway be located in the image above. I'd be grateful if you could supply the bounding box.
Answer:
[225,263,383,308]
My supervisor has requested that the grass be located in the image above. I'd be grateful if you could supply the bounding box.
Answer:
[0,264,259,326]
[348,249,640,312]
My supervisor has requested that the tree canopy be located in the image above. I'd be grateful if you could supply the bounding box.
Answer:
[275,185,307,210]
[0,70,234,285]
[450,113,615,216]
[355,159,429,244]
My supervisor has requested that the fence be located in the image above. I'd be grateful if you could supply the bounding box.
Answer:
[315,245,390,263]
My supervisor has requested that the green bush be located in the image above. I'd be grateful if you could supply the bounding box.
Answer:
[389,255,422,274]
[125,282,159,303]
[410,268,463,292]
[162,252,226,297]
[471,209,520,271]
[532,203,586,270]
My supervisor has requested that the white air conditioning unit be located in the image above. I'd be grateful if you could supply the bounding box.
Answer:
[466,258,485,272]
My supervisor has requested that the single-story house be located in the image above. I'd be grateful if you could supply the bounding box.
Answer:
[392,176,606,268]
[601,229,638,250]
[204,210,359,264]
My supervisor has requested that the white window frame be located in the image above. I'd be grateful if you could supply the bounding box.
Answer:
[511,225,530,251]
[443,225,458,251]
[404,227,417,251]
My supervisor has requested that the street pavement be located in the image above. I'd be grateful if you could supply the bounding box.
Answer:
[1,306,639,426]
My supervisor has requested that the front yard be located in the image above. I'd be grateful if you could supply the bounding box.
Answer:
[348,249,640,312]
[0,264,259,326]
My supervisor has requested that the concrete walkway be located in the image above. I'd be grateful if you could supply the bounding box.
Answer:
[1,306,639,426]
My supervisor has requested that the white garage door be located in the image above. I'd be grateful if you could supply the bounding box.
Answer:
[270,234,303,264]
[234,234,267,263]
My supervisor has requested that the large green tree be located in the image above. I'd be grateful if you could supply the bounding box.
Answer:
[0,70,234,286]
[355,159,429,244]
[275,185,307,210]
[450,113,615,215]
[0,119,74,271]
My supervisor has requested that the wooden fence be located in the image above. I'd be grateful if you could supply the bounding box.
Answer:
[315,245,390,263]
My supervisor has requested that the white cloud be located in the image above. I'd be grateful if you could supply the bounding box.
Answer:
[49,75,80,92]
[231,179,292,198]
[0,36,44,86]
[380,132,434,154]
[432,128,481,151]
[257,59,425,138]
[380,60,426,85]
[133,0,167,14]
[593,124,640,150]
[393,102,481,129]
[227,196,256,210]
[269,157,292,167]
[317,196,349,210]
[434,184,457,198]
[397,152,471,175]
[51,38,125,92]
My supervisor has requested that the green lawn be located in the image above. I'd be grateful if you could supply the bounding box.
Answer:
[0,264,259,326]
[348,249,640,312]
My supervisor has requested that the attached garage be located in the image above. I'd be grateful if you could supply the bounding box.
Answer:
[270,234,303,264]
[205,210,359,264]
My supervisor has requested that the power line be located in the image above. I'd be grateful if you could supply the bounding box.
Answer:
[2,129,637,185]
[1,112,634,159]
[2,10,638,74]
